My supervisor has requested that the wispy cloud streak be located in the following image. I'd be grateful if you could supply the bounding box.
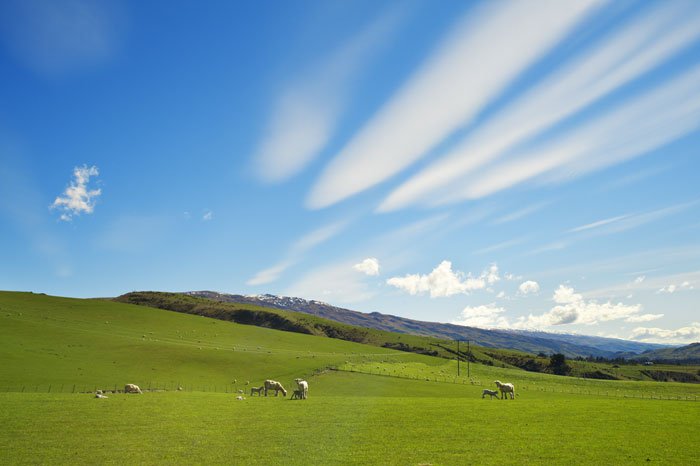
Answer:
[307,0,600,209]
[456,64,700,200]
[381,2,700,210]
[253,7,406,183]
[246,221,348,285]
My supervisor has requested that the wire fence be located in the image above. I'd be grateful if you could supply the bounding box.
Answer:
[2,368,698,402]
[337,367,700,402]
[0,382,255,395]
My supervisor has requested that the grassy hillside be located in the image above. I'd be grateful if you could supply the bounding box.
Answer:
[0,291,427,390]
[115,291,504,363]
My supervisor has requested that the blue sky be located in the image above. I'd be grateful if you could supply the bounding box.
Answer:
[1,0,699,344]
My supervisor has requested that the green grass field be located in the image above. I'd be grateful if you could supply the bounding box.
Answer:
[1,291,699,465]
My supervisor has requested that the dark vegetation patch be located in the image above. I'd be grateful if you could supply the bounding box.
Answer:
[641,370,700,383]
[581,370,619,380]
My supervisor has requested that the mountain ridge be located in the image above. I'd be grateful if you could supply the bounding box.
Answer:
[185,291,670,358]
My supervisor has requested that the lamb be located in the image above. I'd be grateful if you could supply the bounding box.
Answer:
[250,386,264,396]
[124,383,142,394]
[494,380,515,399]
[263,379,287,397]
[481,389,499,399]
[294,378,309,399]
[290,389,303,400]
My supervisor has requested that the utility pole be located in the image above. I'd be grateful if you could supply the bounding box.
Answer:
[457,339,460,377]
[467,339,470,379]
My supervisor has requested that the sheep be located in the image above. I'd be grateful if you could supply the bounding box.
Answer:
[124,383,142,394]
[250,386,264,396]
[263,379,287,397]
[494,380,515,399]
[236,396,245,401]
[290,389,303,400]
[481,389,499,399]
[294,378,309,399]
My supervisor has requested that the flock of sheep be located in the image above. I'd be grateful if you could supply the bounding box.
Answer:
[104,379,311,400]
[248,378,309,400]
[104,379,512,400]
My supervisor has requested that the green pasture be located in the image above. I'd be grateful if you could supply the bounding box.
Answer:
[340,360,700,400]
[1,372,699,465]
[1,291,700,464]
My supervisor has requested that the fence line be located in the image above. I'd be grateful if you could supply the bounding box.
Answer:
[335,367,700,402]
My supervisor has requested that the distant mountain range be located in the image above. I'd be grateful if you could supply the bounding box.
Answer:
[630,342,700,363]
[185,291,672,358]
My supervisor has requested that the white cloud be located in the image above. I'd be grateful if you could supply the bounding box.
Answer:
[246,261,293,286]
[657,281,694,294]
[453,303,509,328]
[253,7,406,183]
[202,210,213,221]
[567,202,698,237]
[473,238,525,255]
[631,323,700,344]
[308,0,599,209]
[386,261,498,298]
[584,269,700,300]
[380,2,700,210]
[568,214,631,233]
[518,280,540,295]
[625,313,664,323]
[499,285,644,330]
[491,202,549,225]
[353,257,380,276]
[51,165,101,221]
[634,275,646,284]
[0,0,124,76]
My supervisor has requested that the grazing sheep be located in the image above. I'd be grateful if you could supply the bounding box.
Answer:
[494,380,515,399]
[264,379,287,397]
[236,396,245,401]
[294,378,309,399]
[124,383,142,394]
[290,389,303,400]
[250,386,264,396]
[482,389,499,399]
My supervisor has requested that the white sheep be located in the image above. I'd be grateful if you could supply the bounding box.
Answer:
[264,379,287,397]
[494,380,515,399]
[294,378,309,399]
[124,383,142,394]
